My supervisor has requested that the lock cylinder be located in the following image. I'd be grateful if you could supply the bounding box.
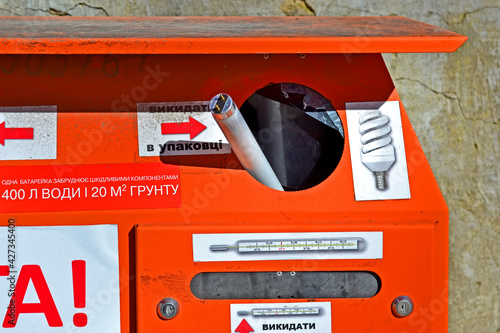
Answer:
[157,298,179,320]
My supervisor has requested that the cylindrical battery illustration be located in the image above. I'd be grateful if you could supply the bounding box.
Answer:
[209,93,284,191]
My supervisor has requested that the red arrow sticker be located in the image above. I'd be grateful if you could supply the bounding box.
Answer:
[0,121,34,146]
[235,319,254,333]
[161,116,207,140]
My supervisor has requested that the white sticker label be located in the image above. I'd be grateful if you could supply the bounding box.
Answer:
[193,232,382,262]
[346,101,411,201]
[231,302,331,333]
[137,102,230,156]
[0,224,120,332]
[0,106,57,161]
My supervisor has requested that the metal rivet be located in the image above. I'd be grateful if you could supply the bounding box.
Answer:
[391,296,414,318]
[157,298,179,320]
[276,271,282,276]
[299,54,306,59]
[290,271,296,276]
[263,54,269,59]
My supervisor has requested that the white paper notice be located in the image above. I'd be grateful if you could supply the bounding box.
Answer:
[0,224,120,332]
[346,101,411,201]
[231,302,331,333]
[193,232,383,262]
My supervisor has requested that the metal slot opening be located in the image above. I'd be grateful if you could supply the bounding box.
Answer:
[190,271,380,300]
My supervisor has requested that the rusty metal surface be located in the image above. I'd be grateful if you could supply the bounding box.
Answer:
[0,16,467,54]
[0,16,461,38]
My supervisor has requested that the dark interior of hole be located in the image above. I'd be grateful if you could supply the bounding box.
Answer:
[191,271,380,300]
[240,83,344,191]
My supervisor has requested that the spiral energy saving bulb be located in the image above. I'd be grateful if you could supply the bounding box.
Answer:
[358,110,396,190]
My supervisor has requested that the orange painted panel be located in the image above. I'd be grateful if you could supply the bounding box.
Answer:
[0,17,460,331]
[135,222,444,332]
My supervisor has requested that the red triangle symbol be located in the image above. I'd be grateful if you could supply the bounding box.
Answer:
[235,319,254,333]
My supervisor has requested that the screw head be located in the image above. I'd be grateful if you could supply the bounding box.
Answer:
[391,296,414,318]
[157,298,179,320]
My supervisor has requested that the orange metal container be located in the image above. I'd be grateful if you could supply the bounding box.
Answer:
[0,16,466,333]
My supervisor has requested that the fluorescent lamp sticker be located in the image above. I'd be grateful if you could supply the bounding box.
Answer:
[193,232,382,262]
[346,101,411,201]
[231,302,331,333]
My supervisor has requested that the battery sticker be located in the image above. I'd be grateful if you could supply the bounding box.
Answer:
[231,302,331,333]
[0,106,57,161]
[346,101,411,201]
[0,224,120,332]
[193,232,382,262]
[0,162,180,213]
[137,101,231,156]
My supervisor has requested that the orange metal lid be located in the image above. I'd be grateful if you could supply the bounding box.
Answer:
[0,16,467,54]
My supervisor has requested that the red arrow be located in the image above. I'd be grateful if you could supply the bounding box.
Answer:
[0,122,34,146]
[161,116,207,140]
[235,319,254,333]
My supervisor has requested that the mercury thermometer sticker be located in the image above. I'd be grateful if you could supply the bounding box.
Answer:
[210,238,363,253]
[231,302,331,333]
[193,232,382,262]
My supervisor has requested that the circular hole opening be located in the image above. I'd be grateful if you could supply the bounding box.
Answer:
[240,83,344,191]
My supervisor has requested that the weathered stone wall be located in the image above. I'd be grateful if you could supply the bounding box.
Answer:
[0,1,498,331]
